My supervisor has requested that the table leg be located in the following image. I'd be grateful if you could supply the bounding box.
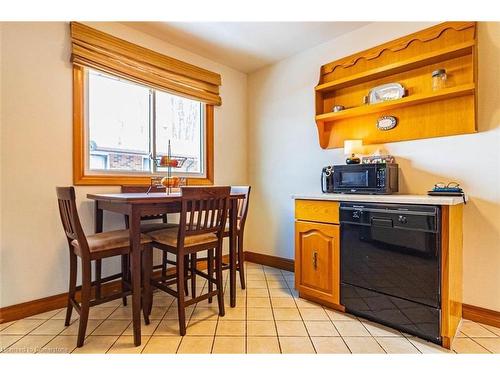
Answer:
[94,204,103,300]
[129,206,142,346]
[229,199,237,307]
[94,203,103,233]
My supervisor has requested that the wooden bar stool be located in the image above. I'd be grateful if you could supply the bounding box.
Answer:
[56,187,153,347]
[202,186,250,301]
[94,185,181,306]
[121,185,182,301]
[224,186,250,288]
[144,186,230,335]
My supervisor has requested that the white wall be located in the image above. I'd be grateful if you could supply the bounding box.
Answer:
[246,22,500,311]
[0,22,247,307]
[0,24,3,298]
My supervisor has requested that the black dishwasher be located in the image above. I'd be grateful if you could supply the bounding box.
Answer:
[340,202,441,344]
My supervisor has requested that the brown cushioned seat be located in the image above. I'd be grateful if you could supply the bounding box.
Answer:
[71,229,152,256]
[140,222,178,233]
[149,227,218,248]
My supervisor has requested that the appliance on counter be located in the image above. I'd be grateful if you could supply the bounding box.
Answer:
[340,202,442,344]
[321,166,335,193]
[321,163,399,194]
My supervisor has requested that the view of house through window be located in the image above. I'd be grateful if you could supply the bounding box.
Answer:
[87,68,204,176]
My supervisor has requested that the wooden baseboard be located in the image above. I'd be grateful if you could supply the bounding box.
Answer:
[463,304,500,328]
[0,279,122,324]
[244,251,294,272]
[0,255,228,324]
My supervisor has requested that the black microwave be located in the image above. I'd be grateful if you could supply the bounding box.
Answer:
[322,163,399,194]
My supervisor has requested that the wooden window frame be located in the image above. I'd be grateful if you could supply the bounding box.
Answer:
[72,65,214,186]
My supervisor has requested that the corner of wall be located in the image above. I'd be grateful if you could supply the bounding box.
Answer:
[0,22,4,305]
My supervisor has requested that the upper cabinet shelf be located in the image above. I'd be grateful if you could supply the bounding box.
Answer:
[315,22,477,149]
[315,41,475,93]
[316,83,475,123]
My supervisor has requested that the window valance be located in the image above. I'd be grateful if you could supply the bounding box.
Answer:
[70,22,222,106]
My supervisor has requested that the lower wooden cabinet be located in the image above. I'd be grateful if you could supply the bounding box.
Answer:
[295,220,340,306]
[294,198,464,348]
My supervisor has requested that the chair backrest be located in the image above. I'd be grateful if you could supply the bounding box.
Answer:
[230,186,251,232]
[179,186,231,246]
[121,185,168,225]
[56,186,89,255]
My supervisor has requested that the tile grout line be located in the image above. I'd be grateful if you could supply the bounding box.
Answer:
[372,338,387,354]
[361,320,421,354]
[181,276,206,354]
[177,278,209,353]
[456,326,495,353]
[286,270,317,354]
[70,302,122,353]
[244,266,248,354]
[293,279,356,353]
[263,265,283,354]
[90,302,133,353]
[404,336,424,354]
[137,293,175,353]
[45,304,121,354]
[0,322,39,352]
[209,275,225,353]
[356,319,392,353]
[361,319,416,354]
[26,303,121,354]
[0,333,26,353]
[467,336,494,354]
[478,323,500,337]
[324,307,353,354]
[43,292,169,353]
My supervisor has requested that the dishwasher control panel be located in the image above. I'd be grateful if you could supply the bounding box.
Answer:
[339,202,439,232]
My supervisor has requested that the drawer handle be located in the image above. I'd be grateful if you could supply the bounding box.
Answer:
[312,251,318,270]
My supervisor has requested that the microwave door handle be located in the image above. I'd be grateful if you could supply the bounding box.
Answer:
[321,172,326,193]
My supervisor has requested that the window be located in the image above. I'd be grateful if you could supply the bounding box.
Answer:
[73,66,214,185]
[71,22,220,186]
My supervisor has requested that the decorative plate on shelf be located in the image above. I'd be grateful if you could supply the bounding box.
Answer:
[368,83,405,104]
[376,115,398,131]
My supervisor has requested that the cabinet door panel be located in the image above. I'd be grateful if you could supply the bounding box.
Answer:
[295,221,339,305]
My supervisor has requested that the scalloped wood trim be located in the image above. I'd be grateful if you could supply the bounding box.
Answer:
[320,22,475,76]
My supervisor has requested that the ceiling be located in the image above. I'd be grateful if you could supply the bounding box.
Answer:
[123,22,370,73]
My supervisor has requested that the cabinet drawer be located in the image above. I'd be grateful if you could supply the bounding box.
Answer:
[295,200,339,224]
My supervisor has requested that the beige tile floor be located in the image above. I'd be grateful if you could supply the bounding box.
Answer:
[1,262,500,354]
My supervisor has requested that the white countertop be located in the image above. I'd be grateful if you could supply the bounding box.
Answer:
[292,193,466,206]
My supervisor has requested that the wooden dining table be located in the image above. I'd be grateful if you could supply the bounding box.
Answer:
[87,191,244,346]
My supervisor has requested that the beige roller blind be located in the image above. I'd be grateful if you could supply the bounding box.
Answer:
[70,22,222,106]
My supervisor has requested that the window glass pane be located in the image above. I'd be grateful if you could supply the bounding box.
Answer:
[87,70,150,172]
[155,91,203,174]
